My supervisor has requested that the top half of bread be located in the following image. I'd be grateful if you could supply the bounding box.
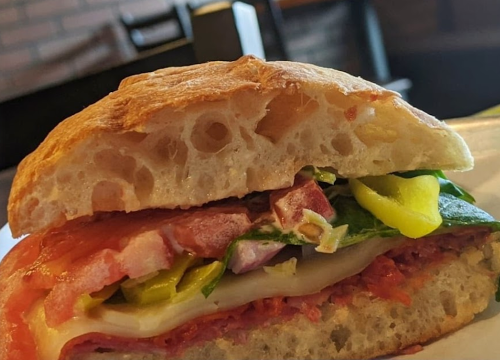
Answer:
[8,55,473,237]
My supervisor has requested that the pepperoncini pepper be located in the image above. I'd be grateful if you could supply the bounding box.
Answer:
[120,252,199,306]
[349,174,442,238]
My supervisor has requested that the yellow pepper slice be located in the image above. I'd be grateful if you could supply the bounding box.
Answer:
[172,261,223,303]
[120,252,199,306]
[349,175,442,238]
[76,282,121,312]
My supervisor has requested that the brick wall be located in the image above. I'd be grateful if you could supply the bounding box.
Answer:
[0,0,177,102]
[1,0,499,103]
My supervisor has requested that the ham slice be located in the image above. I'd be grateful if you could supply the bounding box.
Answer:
[6,206,252,329]
[44,230,174,326]
[163,207,252,259]
[270,176,335,229]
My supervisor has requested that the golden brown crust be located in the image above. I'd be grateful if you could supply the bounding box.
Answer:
[8,56,473,237]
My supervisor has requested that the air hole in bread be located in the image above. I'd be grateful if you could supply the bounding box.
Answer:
[206,122,229,141]
[372,159,386,166]
[324,90,360,110]
[439,290,457,317]
[25,197,39,214]
[256,92,319,143]
[93,149,136,183]
[320,144,331,155]
[354,123,398,146]
[330,326,351,352]
[378,340,386,351]
[134,166,154,204]
[331,133,353,156]
[191,114,232,153]
[121,131,148,143]
[92,181,125,211]
[154,135,188,165]
[287,143,296,154]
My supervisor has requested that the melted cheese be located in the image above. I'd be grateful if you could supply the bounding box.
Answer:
[29,237,404,360]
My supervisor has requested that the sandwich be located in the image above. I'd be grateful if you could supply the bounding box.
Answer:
[1,55,499,360]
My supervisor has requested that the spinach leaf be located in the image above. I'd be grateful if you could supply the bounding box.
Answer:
[438,193,500,231]
[330,195,399,247]
[396,170,475,204]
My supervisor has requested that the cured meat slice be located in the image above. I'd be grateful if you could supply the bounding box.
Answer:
[270,176,335,229]
[163,207,252,259]
[6,206,252,328]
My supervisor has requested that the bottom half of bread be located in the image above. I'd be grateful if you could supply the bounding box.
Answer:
[72,242,500,360]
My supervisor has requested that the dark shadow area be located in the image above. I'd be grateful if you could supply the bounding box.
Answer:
[389,47,500,119]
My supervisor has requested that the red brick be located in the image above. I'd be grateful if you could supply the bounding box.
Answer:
[74,43,117,75]
[0,48,34,71]
[0,7,21,25]
[0,21,57,46]
[37,33,93,60]
[62,8,114,31]
[119,0,170,18]
[25,0,79,19]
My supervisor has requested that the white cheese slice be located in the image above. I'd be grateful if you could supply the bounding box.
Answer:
[29,236,404,360]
